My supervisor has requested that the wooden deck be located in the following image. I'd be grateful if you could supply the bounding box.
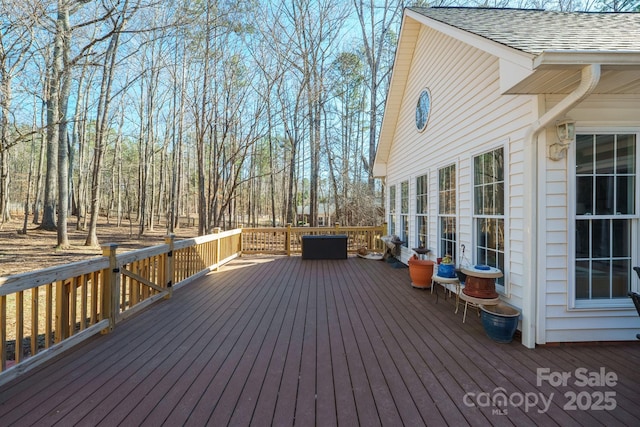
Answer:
[0,255,638,426]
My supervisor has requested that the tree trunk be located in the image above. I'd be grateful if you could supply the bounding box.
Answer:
[56,5,72,248]
[0,149,9,223]
[196,3,212,236]
[0,71,12,223]
[41,15,63,232]
[22,145,34,234]
[33,111,46,224]
[85,3,127,246]
[115,133,122,227]
[268,134,276,227]
[73,54,91,230]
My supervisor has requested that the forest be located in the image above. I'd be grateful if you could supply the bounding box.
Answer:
[0,0,636,248]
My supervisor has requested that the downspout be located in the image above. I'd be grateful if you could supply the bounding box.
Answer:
[522,64,601,348]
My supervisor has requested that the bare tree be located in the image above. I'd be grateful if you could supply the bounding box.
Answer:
[0,0,38,223]
[270,0,349,226]
[354,0,404,192]
[3,0,406,243]
[594,0,639,11]
[168,35,186,232]
[53,0,81,247]
[85,0,131,246]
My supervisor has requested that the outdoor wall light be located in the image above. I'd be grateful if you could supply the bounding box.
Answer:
[549,118,576,160]
[556,119,575,143]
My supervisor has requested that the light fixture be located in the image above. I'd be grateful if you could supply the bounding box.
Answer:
[556,119,575,143]
[549,118,576,160]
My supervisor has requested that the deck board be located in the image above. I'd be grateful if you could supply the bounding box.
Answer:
[0,255,639,426]
[120,263,263,425]
[329,261,382,427]
[247,258,305,426]
[324,260,359,426]
[223,255,298,427]
[357,260,512,427]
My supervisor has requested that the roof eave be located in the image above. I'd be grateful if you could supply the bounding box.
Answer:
[501,51,640,94]
[374,12,421,177]
[534,51,640,68]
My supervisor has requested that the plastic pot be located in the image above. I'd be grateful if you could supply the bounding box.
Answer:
[408,255,435,289]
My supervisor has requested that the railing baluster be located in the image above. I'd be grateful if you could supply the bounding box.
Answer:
[16,291,23,363]
[31,288,38,356]
[91,272,99,324]
[70,277,78,336]
[55,280,69,343]
[81,274,88,330]
[45,283,52,349]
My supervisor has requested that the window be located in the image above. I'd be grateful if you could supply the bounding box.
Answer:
[400,181,409,246]
[575,134,636,303]
[389,184,396,236]
[415,89,431,132]
[473,148,505,287]
[438,165,456,261]
[416,174,428,248]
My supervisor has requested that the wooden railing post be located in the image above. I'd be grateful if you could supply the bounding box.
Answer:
[286,224,292,256]
[381,222,388,251]
[368,227,374,251]
[165,234,175,299]
[55,279,70,343]
[213,227,221,270]
[101,243,119,333]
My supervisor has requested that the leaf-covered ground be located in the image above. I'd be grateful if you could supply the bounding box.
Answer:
[0,215,198,277]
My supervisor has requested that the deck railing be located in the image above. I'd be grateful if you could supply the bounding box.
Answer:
[241,224,386,255]
[0,228,242,385]
[0,224,382,385]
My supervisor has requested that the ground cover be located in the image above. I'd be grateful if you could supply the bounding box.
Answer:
[0,215,198,277]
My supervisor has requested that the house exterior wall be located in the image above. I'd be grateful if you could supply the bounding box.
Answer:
[541,94,640,343]
[384,26,640,343]
[384,26,532,312]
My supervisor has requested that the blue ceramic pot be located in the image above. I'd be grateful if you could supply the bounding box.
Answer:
[437,263,456,278]
[480,304,520,343]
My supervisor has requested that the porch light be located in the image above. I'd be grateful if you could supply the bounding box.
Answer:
[548,119,576,160]
[556,119,575,143]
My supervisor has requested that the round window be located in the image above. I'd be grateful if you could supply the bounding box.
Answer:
[415,89,431,132]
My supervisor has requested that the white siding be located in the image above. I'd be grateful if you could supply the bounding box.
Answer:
[541,94,640,342]
[384,25,640,343]
[385,27,533,311]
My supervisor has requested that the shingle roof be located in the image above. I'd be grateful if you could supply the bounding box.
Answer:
[410,7,640,55]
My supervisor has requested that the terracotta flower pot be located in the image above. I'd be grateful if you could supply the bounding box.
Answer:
[408,255,435,289]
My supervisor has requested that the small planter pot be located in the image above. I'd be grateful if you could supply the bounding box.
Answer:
[408,255,435,289]
[437,263,456,278]
[480,303,521,343]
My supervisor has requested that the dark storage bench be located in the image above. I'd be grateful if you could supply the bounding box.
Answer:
[301,235,348,259]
